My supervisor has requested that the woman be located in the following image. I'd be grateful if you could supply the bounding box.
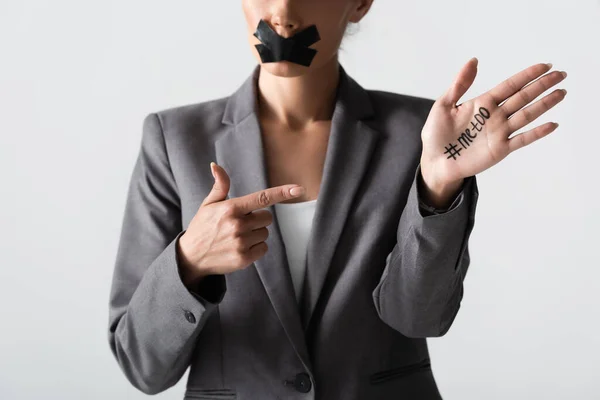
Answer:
[107,1,567,398]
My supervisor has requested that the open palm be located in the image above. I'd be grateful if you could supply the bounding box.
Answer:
[420,58,567,185]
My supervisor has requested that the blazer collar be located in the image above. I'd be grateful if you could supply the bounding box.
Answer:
[215,63,380,374]
[221,63,374,125]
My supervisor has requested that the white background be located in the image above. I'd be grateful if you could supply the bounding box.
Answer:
[1,1,598,399]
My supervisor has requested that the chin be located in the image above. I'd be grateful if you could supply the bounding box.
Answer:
[258,61,312,78]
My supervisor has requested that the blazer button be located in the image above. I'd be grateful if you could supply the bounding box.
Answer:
[286,372,311,393]
[184,310,196,324]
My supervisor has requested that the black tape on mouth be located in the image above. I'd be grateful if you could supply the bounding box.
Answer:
[253,19,321,67]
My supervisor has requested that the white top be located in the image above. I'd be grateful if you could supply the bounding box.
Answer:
[273,199,318,305]
[273,198,395,306]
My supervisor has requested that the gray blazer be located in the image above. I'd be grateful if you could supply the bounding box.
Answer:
[108,64,479,400]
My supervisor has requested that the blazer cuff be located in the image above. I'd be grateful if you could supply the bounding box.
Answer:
[397,162,479,273]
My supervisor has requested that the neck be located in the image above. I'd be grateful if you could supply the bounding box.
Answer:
[256,56,340,130]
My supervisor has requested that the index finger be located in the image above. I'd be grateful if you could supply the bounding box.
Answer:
[233,184,304,214]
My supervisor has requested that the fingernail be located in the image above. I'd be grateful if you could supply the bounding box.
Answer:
[290,186,305,196]
[562,89,567,95]
[546,63,553,68]
[210,162,216,179]
[561,71,567,78]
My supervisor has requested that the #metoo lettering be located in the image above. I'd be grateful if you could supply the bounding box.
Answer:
[444,107,491,160]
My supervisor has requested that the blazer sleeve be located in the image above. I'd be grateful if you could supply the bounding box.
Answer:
[372,162,479,338]
[107,112,226,395]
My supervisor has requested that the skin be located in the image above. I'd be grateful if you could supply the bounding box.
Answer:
[178,1,569,285]
[420,59,567,208]
[179,0,375,284]
[241,0,373,127]
[241,0,374,205]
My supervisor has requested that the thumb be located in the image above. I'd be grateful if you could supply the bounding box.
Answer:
[441,57,479,107]
[201,162,231,206]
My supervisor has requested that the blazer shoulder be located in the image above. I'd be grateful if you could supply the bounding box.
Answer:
[147,95,230,139]
[367,89,436,122]
[364,90,437,146]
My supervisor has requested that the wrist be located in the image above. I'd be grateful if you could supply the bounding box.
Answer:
[418,165,464,209]
[176,235,209,287]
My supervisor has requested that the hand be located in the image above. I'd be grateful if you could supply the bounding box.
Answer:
[177,162,305,286]
[419,58,568,192]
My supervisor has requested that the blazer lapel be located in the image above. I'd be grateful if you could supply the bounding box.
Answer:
[216,65,312,373]
[298,68,379,333]
[215,64,379,369]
